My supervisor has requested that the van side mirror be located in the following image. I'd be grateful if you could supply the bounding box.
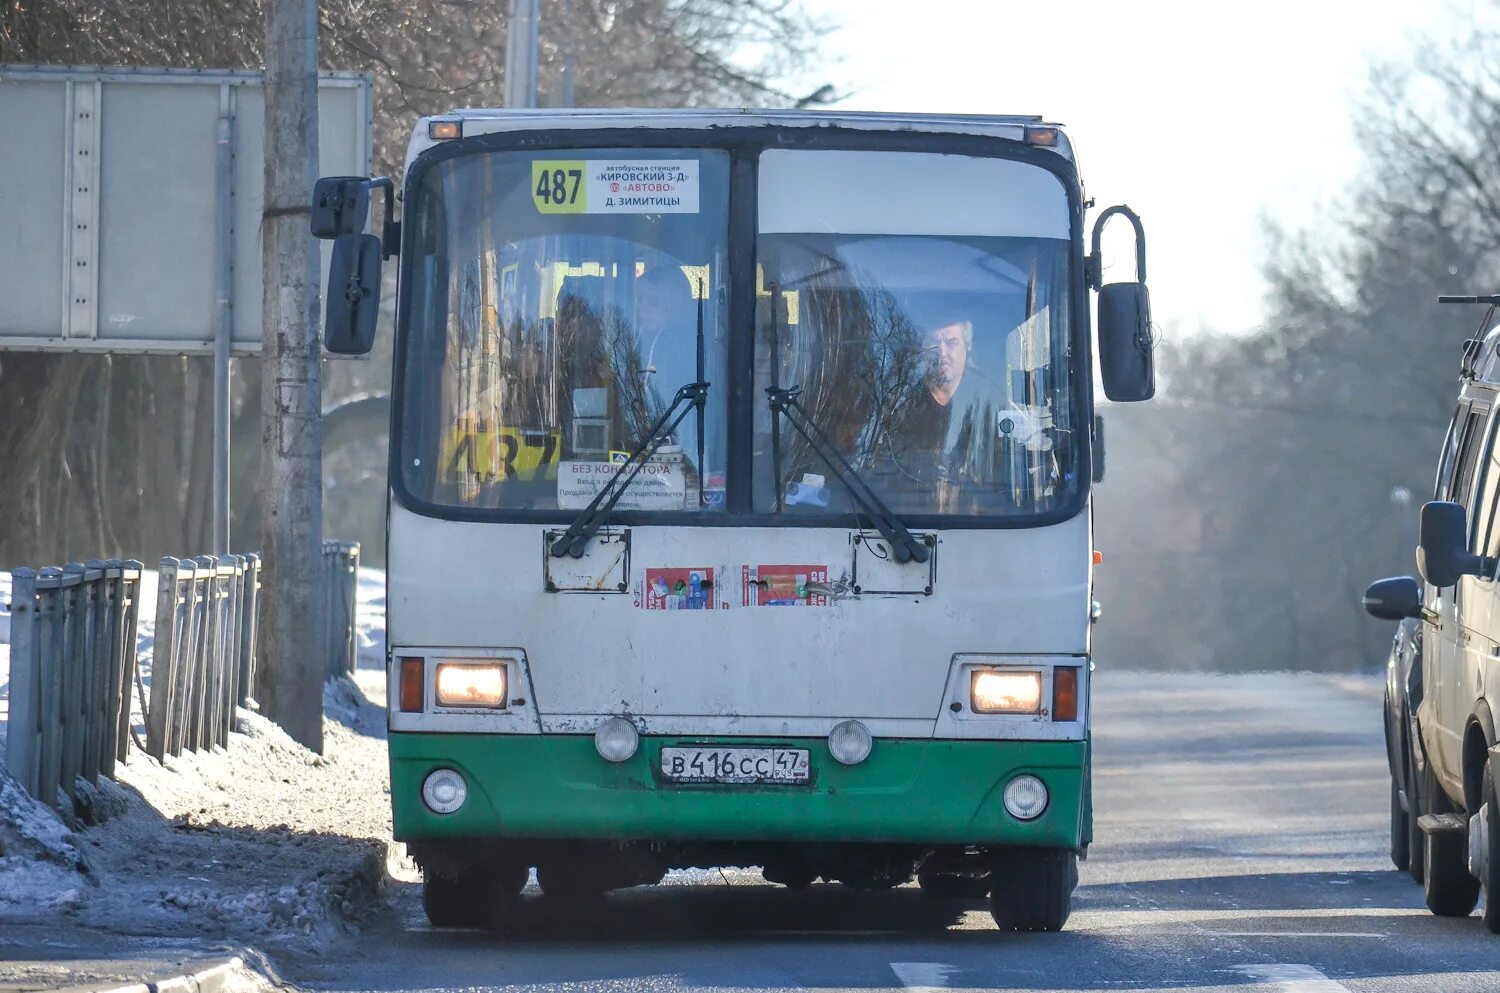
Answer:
[1417,500,1492,587]
[1089,205,1154,402]
[1362,576,1423,621]
[324,233,382,355]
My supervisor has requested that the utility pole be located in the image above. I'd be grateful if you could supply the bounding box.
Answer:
[505,0,539,109]
[259,0,324,751]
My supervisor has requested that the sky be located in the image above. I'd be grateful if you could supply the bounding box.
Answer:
[799,0,1455,337]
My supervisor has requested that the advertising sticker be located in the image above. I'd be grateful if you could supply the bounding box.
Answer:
[642,568,716,610]
[742,564,830,607]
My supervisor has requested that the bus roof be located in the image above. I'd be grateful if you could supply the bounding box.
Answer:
[406,108,1079,172]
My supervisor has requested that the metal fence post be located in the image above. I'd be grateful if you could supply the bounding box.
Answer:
[168,559,198,758]
[81,559,107,786]
[148,557,180,761]
[59,563,88,798]
[238,553,260,708]
[35,567,64,806]
[5,569,40,797]
[117,560,144,763]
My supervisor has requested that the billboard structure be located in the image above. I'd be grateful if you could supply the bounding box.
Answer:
[0,65,372,354]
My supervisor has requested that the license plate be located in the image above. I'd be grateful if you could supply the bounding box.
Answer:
[660,746,811,784]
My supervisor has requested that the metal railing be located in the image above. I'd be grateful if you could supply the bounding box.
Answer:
[5,541,357,800]
[323,540,360,679]
[146,554,261,761]
[5,560,144,806]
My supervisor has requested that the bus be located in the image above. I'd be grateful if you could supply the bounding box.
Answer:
[312,109,1155,932]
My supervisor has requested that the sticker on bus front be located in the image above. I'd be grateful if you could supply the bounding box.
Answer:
[642,567,715,610]
[531,160,701,215]
[742,564,830,607]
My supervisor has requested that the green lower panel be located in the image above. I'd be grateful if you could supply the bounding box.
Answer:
[390,733,1088,848]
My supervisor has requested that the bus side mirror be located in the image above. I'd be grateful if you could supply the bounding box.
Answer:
[1417,500,1490,587]
[1098,283,1154,401]
[311,176,370,239]
[1089,204,1154,402]
[324,233,382,355]
[1362,576,1422,620]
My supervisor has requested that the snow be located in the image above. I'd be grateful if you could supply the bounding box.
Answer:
[0,567,398,954]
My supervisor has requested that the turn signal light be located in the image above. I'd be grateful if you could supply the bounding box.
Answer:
[1024,126,1060,147]
[1053,667,1079,722]
[399,657,424,712]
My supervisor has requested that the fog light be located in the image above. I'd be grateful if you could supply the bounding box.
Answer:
[828,719,873,765]
[1003,774,1049,821]
[422,768,467,814]
[594,717,639,763]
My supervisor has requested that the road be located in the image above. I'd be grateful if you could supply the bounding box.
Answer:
[282,671,1500,993]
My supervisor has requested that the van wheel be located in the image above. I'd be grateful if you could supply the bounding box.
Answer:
[1391,774,1411,872]
[1408,740,1427,884]
[422,860,526,929]
[1481,759,1499,935]
[1424,822,1481,918]
[989,847,1076,932]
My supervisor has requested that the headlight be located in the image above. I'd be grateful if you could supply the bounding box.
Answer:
[435,662,507,708]
[970,670,1042,714]
[828,720,873,765]
[594,717,639,762]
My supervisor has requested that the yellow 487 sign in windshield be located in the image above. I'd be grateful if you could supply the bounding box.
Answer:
[531,160,700,214]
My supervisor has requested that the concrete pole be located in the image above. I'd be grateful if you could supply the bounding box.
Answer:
[259,0,324,752]
[504,0,539,109]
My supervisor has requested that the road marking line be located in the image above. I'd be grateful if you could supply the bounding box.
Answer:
[891,962,957,992]
[1234,964,1352,992]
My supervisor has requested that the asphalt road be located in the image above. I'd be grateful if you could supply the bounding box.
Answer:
[284,671,1500,993]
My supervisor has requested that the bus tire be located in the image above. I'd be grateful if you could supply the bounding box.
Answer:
[989,848,1075,932]
[1480,759,1499,934]
[1390,774,1411,872]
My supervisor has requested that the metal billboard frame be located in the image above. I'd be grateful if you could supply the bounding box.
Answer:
[0,64,372,355]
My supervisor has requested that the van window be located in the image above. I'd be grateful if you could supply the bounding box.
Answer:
[1452,411,1485,510]
[1434,404,1467,500]
[1474,417,1500,556]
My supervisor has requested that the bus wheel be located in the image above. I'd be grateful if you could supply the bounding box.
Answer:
[422,860,525,929]
[917,871,990,900]
[988,848,1076,932]
[1480,758,1499,934]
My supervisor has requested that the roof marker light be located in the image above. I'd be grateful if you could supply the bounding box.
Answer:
[1025,126,1059,147]
[429,120,461,140]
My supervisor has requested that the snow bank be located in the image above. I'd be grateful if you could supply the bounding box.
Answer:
[0,568,395,953]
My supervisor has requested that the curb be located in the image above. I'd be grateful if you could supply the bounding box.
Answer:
[46,957,246,993]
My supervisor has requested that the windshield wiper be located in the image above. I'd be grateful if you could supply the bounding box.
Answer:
[552,283,710,559]
[550,380,707,558]
[763,283,927,564]
[765,386,929,564]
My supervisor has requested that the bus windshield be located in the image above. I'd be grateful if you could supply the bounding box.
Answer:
[753,149,1079,518]
[397,148,731,513]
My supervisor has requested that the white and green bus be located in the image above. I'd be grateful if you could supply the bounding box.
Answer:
[313,108,1154,932]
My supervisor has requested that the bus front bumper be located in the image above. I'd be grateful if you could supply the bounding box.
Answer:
[390,733,1088,848]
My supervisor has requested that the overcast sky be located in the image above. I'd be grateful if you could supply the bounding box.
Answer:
[800,0,1456,337]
